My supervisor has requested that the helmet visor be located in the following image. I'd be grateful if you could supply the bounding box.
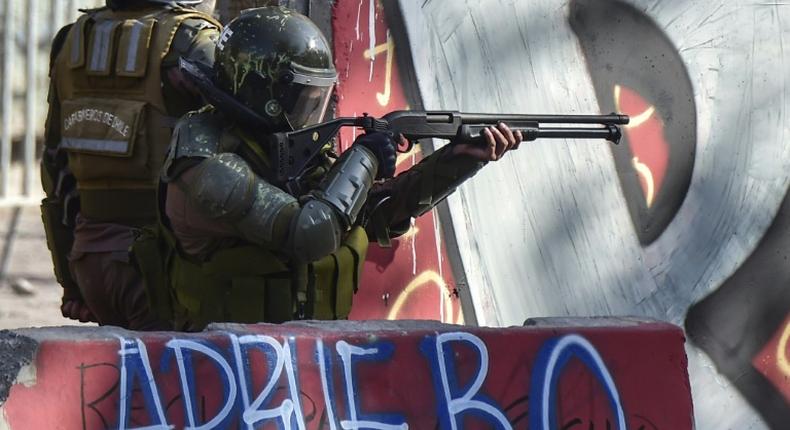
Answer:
[283,84,333,130]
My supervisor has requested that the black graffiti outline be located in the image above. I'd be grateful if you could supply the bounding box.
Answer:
[78,362,119,430]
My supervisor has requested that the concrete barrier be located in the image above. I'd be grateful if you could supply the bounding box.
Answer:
[0,318,692,429]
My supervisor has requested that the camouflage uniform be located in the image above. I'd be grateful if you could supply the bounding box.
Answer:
[41,0,221,329]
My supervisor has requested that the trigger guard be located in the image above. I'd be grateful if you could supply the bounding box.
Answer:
[397,138,415,154]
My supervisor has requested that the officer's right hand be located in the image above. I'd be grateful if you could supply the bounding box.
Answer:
[354,132,397,179]
[452,122,522,161]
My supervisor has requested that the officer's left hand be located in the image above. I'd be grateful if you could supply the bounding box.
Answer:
[451,122,522,161]
[61,299,96,323]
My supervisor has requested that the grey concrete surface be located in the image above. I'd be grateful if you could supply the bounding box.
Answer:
[0,330,37,403]
[0,205,87,329]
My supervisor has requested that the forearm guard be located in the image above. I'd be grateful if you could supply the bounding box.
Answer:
[291,145,378,262]
[364,145,485,246]
[310,145,379,227]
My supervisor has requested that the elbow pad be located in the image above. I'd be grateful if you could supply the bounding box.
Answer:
[288,199,345,263]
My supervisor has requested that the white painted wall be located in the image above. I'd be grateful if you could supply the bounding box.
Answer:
[398,0,789,428]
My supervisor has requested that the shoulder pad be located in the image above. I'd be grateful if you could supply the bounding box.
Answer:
[161,110,223,182]
[165,16,220,66]
[174,110,224,158]
[173,17,219,47]
[80,6,106,15]
[181,17,219,32]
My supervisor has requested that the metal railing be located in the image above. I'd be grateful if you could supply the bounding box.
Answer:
[0,1,103,289]
[0,0,103,207]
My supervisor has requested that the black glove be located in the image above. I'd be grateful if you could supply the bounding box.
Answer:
[354,132,397,179]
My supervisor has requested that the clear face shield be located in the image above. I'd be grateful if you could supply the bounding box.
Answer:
[280,65,337,130]
[233,62,337,132]
[283,85,333,130]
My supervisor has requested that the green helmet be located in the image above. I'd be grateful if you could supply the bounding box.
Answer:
[213,7,337,132]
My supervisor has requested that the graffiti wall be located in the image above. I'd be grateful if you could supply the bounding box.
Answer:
[394,0,789,428]
[332,0,462,323]
[216,0,465,324]
[685,192,790,426]
[0,319,692,429]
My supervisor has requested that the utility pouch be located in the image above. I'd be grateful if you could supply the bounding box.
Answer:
[130,223,174,321]
[40,197,79,292]
[310,226,369,320]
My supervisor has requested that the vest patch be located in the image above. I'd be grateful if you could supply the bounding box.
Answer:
[63,107,131,138]
[60,97,145,158]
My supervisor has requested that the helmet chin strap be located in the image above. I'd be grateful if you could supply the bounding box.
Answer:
[282,113,298,133]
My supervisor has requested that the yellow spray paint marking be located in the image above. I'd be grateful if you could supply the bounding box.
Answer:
[613,84,656,128]
[615,84,658,207]
[632,157,655,207]
[387,270,453,323]
[776,320,790,377]
[364,33,395,107]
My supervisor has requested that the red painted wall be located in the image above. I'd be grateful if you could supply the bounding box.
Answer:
[332,0,462,323]
[0,320,693,429]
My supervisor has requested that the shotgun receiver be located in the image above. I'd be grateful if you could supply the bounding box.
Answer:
[270,110,629,193]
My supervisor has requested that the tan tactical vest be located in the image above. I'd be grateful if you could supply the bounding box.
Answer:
[54,6,220,225]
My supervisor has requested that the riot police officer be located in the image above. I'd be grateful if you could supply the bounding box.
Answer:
[41,0,221,329]
[147,6,520,330]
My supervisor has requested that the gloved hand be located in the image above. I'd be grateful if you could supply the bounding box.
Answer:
[354,132,397,179]
[61,298,96,323]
